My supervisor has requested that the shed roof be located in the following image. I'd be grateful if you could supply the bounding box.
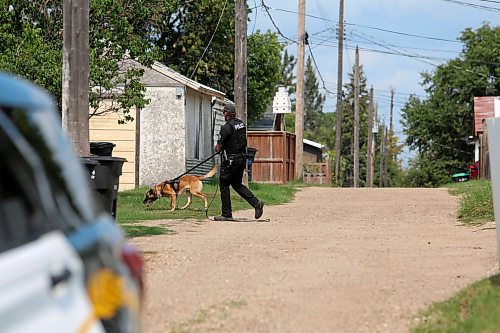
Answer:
[120,59,225,99]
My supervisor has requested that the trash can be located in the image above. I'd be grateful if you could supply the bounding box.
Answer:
[90,156,126,218]
[246,148,258,182]
[79,157,100,186]
[90,141,116,156]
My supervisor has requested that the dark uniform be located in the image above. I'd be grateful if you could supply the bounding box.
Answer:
[216,106,263,220]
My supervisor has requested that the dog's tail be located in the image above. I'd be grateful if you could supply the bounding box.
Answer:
[199,164,220,180]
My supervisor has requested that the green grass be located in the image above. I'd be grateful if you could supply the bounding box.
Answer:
[411,275,500,333]
[411,180,499,332]
[116,181,297,224]
[120,224,176,237]
[446,179,494,225]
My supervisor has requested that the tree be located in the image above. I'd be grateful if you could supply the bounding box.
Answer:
[281,49,296,100]
[303,56,325,133]
[339,64,369,187]
[0,0,158,123]
[401,24,499,186]
[247,31,283,123]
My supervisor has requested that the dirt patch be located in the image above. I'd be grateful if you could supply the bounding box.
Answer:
[131,188,498,333]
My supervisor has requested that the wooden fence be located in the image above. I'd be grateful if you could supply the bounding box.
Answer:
[247,131,296,184]
[303,162,332,185]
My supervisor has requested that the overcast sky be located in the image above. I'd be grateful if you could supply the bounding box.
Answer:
[249,0,499,160]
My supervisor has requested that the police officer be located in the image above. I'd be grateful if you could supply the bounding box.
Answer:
[214,104,264,221]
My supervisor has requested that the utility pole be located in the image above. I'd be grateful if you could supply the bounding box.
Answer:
[353,46,360,188]
[379,123,385,188]
[389,87,394,135]
[366,86,374,187]
[295,0,306,180]
[235,0,248,185]
[383,127,389,187]
[334,0,345,185]
[234,0,247,124]
[62,0,90,156]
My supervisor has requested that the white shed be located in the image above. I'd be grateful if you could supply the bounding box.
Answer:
[89,61,225,190]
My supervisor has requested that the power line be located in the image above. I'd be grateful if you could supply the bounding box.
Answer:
[260,0,297,44]
[264,5,462,43]
[440,0,500,11]
[306,37,337,96]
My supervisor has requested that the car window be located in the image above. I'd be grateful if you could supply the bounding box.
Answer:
[0,114,56,253]
[2,107,100,229]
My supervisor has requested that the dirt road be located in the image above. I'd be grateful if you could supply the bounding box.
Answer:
[131,188,498,333]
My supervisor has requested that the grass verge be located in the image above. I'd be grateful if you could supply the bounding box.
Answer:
[411,274,500,333]
[446,179,494,225]
[116,181,297,224]
[412,180,499,332]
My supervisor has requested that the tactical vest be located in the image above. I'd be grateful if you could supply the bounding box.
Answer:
[224,118,247,155]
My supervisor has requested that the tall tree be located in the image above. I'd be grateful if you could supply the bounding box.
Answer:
[281,49,296,100]
[401,24,499,186]
[0,0,158,122]
[247,31,283,123]
[340,64,369,187]
[303,56,325,133]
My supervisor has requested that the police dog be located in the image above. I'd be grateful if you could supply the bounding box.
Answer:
[143,164,219,211]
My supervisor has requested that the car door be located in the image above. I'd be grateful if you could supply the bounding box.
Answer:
[0,110,105,333]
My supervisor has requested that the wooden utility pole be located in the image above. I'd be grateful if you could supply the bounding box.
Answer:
[379,123,385,188]
[234,0,247,124]
[295,0,306,179]
[62,0,90,156]
[235,0,248,185]
[389,87,395,134]
[366,86,374,187]
[334,0,345,185]
[383,127,389,187]
[353,46,360,188]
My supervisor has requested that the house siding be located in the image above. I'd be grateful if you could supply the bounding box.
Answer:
[140,87,186,185]
[89,100,136,191]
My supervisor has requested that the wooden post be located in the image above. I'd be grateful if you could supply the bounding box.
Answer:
[379,124,385,187]
[235,0,248,185]
[295,0,306,180]
[334,0,345,186]
[366,86,374,187]
[353,46,360,188]
[62,0,90,156]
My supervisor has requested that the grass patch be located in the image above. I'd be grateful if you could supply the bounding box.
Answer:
[120,224,175,237]
[445,179,494,225]
[170,299,247,333]
[411,274,500,333]
[116,181,297,224]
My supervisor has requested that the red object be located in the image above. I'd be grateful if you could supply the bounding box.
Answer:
[122,244,145,293]
[469,161,479,180]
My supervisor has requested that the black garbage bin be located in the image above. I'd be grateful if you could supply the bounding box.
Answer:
[90,156,126,219]
[246,148,258,182]
[79,157,100,187]
[90,141,116,156]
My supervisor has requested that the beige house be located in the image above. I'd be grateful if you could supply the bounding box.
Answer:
[89,61,225,190]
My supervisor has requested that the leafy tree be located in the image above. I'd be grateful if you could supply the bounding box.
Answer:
[151,0,235,96]
[401,24,499,186]
[247,31,283,123]
[303,56,325,133]
[0,0,158,122]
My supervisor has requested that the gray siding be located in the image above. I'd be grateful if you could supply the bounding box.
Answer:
[140,87,186,185]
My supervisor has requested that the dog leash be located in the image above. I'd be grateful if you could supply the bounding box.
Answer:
[172,151,220,181]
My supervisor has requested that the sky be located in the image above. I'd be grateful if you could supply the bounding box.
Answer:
[249,0,499,162]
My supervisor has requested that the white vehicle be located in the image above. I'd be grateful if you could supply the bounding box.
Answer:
[0,72,143,333]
